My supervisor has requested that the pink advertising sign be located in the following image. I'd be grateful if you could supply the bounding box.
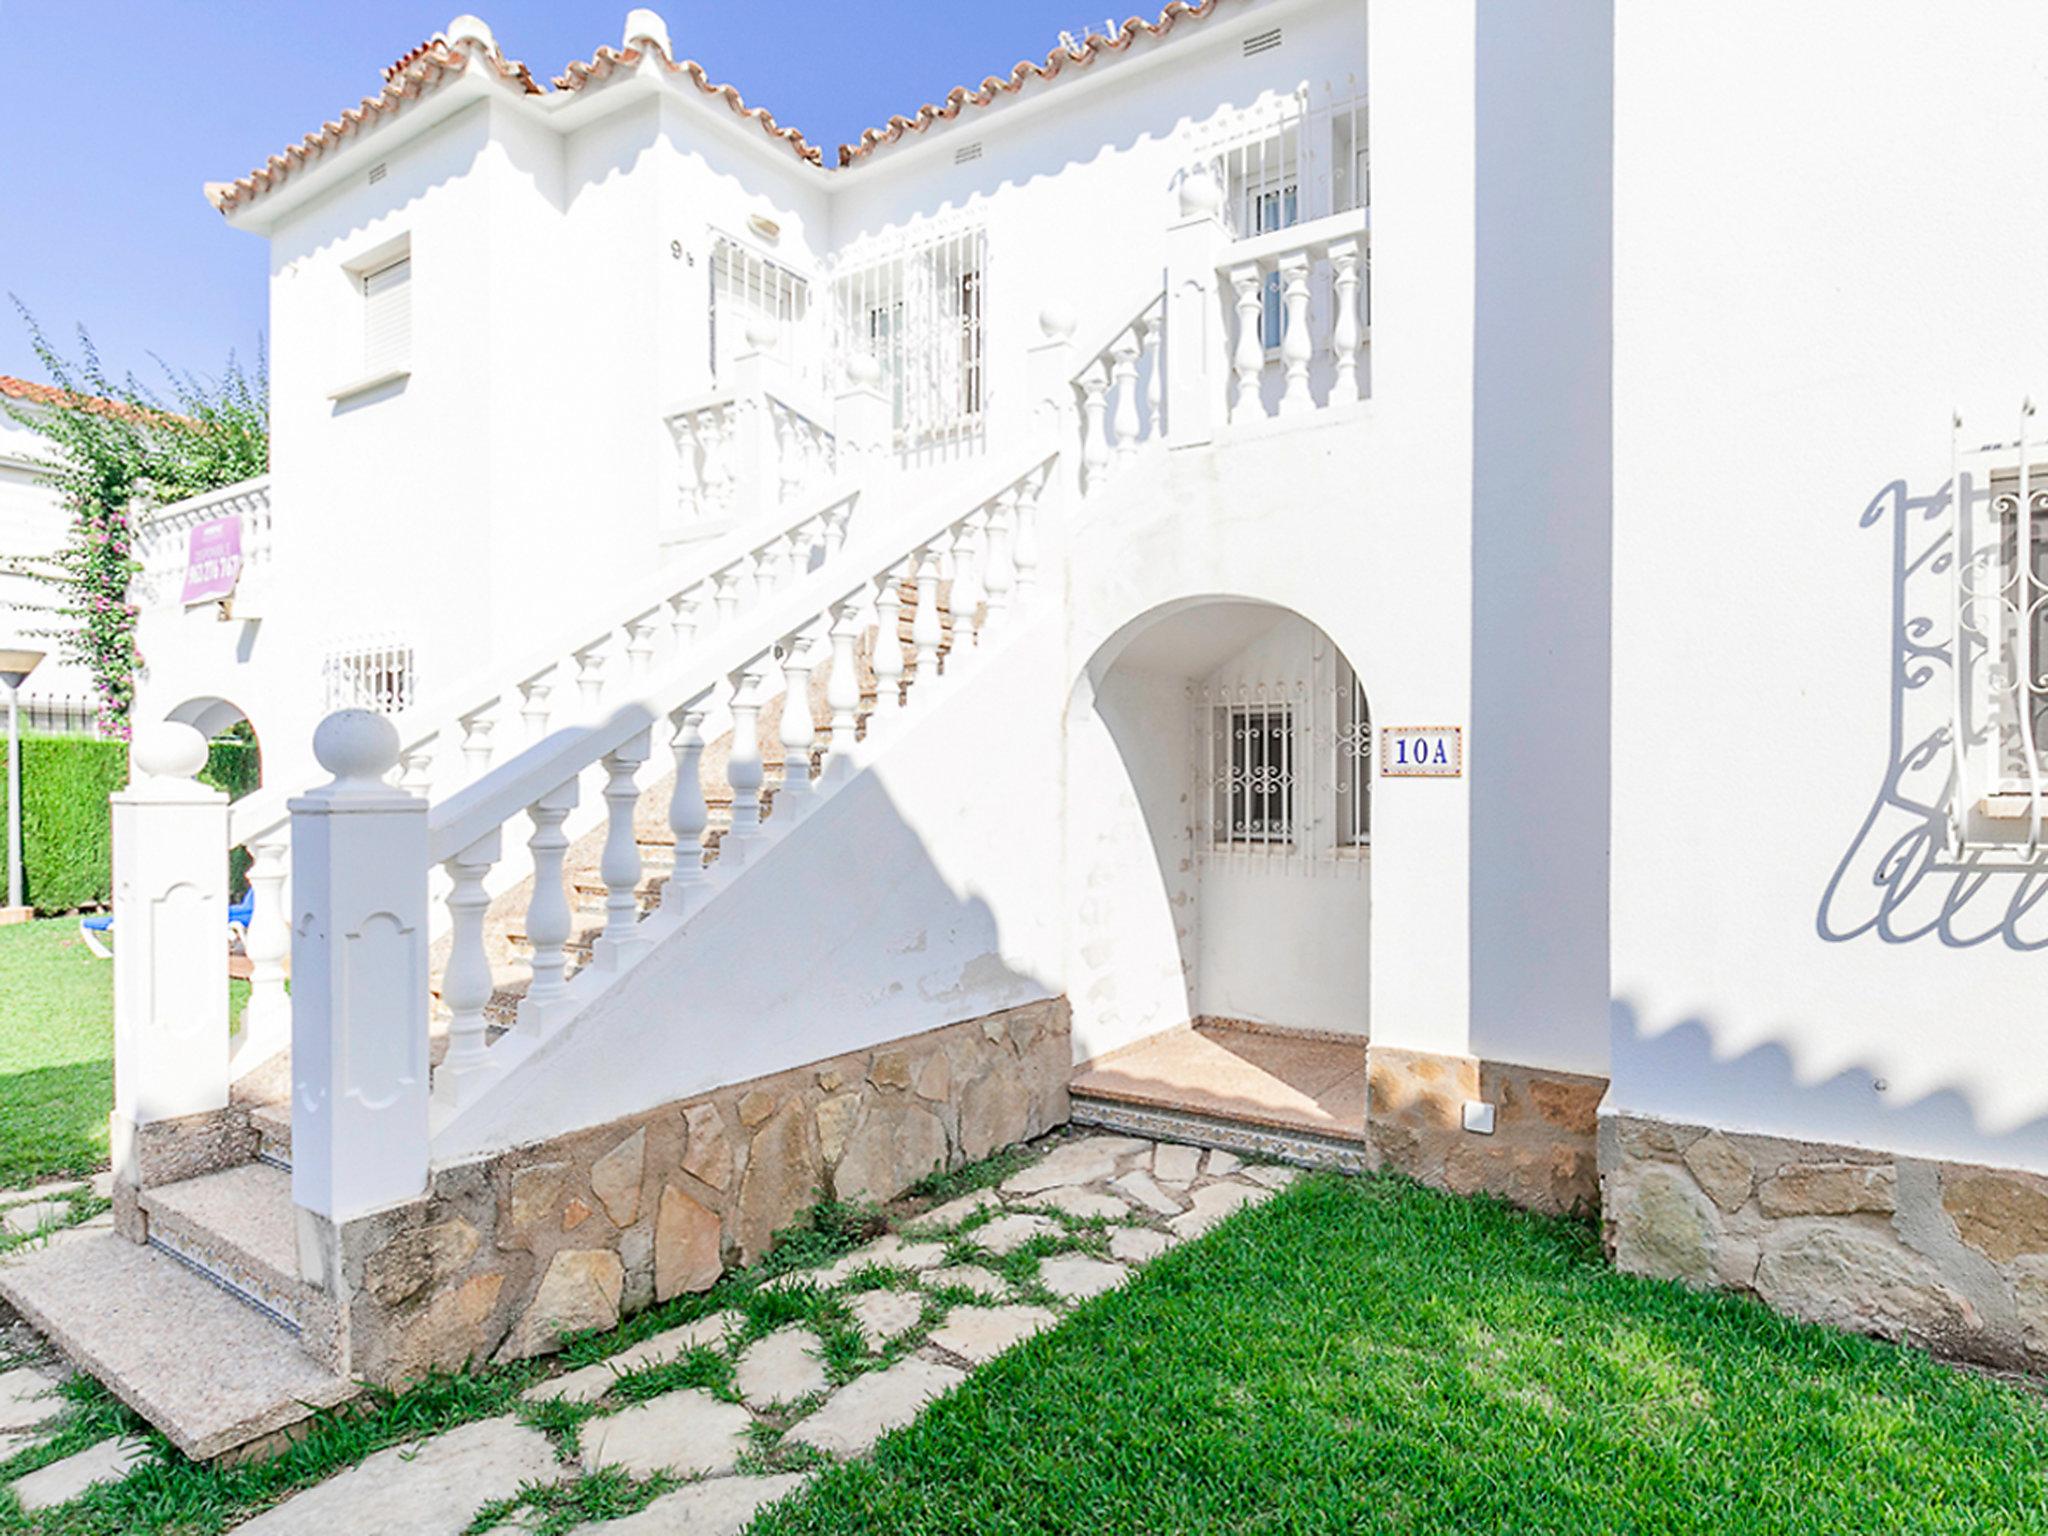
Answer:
[180,516,243,606]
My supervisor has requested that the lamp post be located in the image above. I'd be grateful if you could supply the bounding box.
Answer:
[0,647,45,923]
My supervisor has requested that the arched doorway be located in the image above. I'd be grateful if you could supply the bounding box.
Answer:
[1064,598,1372,1150]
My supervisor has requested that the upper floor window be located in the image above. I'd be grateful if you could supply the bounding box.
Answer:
[360,252,412,377]
[710,236,812,383]
[830,220,986,459]
[1211,76,1368,241]
[323,633,416,716]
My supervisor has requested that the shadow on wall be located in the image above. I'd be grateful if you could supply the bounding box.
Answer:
[1610,999,2048,1169]
[1817,478,2048,949]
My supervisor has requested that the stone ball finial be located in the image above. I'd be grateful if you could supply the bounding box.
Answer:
[446,14,498,52]
[846,351,882,387]
[623,7,672,56]
[132,721,209,782]
[744,315,780,353]
[314,710,401,788]
[1038,304,1078,343]
[1179,164,1223,219]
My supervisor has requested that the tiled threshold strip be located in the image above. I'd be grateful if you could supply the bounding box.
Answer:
[0,1132,1295,1532]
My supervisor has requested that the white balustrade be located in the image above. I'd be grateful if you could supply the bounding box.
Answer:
[130,476,275,614]
[775,629,819,819]
[911,541,946,682]
[434,828,502,1108]
[663,700,711,916]
[872,566,907,714]
[1216,210,1370,424]
[725,662,769,858]
[825,601,863,769]
[237,834,291,1068]
[1070,298,1166,499]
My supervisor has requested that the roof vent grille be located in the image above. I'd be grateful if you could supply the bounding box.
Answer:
[954,142,984,165]
[1243,27,1283,57]
[368,162,388,185]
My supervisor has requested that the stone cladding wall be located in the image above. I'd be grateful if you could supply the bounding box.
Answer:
[336,999,1070,1384]
[1601,1112,2048,1371]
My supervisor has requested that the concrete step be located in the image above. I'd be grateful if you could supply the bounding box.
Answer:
[138,1162,318,1338]
[1069,1088,1371,1174]
[0,1232,357,1461]
[250,1100,292,1170]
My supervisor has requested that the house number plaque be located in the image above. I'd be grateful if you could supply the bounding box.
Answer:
[1380,726,1462,778]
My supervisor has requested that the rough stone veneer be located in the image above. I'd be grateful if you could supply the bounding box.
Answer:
[1601,1112,2048,1371]
[332,999,1069,1385]
[1367,1047,1606,1217]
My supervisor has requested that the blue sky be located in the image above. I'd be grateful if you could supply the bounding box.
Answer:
[0,0,1102,391]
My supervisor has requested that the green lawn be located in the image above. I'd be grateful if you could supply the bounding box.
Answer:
[0,919,248,1190]
[752,1173,2048,1536]
[0,920,116,1189]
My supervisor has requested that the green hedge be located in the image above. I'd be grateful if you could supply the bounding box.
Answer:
[0,734,262,914]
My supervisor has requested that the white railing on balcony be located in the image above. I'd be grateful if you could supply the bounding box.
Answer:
[131,475,274,612]
[1220,209,1367,424]
[1068,297,1165,499]
[1201,76,1368,241]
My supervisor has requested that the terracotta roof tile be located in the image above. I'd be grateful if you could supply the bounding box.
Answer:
[836,1,1237,167]
[213,2,1241,212]
[0,376,155,424]
[208,28,541,216]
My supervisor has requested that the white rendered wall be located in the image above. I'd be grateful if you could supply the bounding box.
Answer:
[0,411,94,704]
[1609,2,2048,1169]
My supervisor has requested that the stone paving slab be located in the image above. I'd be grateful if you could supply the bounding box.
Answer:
[927,1305,1058,1365]
[973,1213,1061,1255]
[813,1235,948,1286]
[607,1311,740,1374]
[0,1233,358,1460]
[785,1357,965,1458]
[1152,1143,1203,1186]
[1242,1163,1301,1190]
[522,1359,621,1406]
[1,1202,73,1237]
[9,1437,150,1512]
[846,1288,925,1346]
[1038,1255,1130,1302]
[578,1472,809,1534]
[1169,1180,1272,1240]
[1032,1187,1131,1221]
[734,1326,828,1406]
[580,1389,752,1478]
[0,1366,60,1432]
[916,1189,1002,1227]
[1205,1150,1244,1177]
[1109,1227,1173,1264]
[924,1263,1008,1297]
[1112,1169,1185,1216]
[999,1144,1125,1197]
[235,1418,564,1534]
[0,1181,84,1208]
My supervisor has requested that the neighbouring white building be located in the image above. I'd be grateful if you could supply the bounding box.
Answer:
[0,380,104,728]
[12,0,2048,1460]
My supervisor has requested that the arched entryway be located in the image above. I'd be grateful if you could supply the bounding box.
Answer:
[1063,597,1372,1152]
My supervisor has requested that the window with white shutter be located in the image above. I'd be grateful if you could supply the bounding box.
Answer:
[361,255,412,375]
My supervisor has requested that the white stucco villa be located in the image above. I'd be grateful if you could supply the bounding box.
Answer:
[8,0,2048,1460]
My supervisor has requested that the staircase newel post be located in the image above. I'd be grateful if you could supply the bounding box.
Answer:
[288,710,429,1239]
[1165,163,1226,448]
[1029,306,1079,491]
[834,353,891,468]
[110,722,232,1215]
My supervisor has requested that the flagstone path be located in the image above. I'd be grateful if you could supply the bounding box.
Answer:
[1,1132,1298,1532]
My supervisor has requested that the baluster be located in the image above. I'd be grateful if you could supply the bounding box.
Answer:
[434,829,502,1108]
[871,567,907,714]
[459,704,496,775]
[239,834,291,1062]
[626,613,659,679]
[1278,252,1314,416]
[517,780,579,1035]
[911,541,946,684]
[777,410,802,506]
[519,671,555,746]
[775,628,819,820]
[983,488,1017,625]
[1013,477,1043,599]
[675,416,703,521]
[590,729,652,971]
[1146,313,1163,438]
[574,640,609,711]
[1330,238,1362,402]
[1079,362,1112,494]
[755,530,790,591]
[668,588,702,651]
[822,500,852,557]
[825,599,864,774]
[1111,329,1142,467]
[1229,263,1266,422]
[663,698,711,916]
[713,564,744,625]
[397,731,438,797]
[731,549,759,608]
[952,508,988,643]
[724,660,770,860]
[705,409,735,519]
[786,522,816,584]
